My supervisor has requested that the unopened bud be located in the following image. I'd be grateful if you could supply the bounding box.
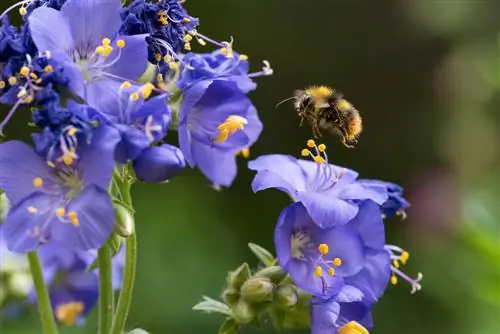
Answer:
[114,203,134,237]
[227,263,251,290]
[253,266,286,284]
[241,277,274,303]
[274,285,298,308]
[133,144,185,183]
[232,300,255,324]
[221,288,240,306]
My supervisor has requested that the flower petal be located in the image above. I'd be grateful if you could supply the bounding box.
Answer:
[51,185,114,251]
[0,141,54,205]
[311,299,341,334]
[178,121,194,166]
[106,34,148,80]
[337,301,374,330]
[28,8,74,60]
[77,125,120,189]
[251,170,297,196]
[243,105,263,146]
[191,141,237,187]
[114,125,150,163]
[84,78,123,114]
[350,201,386,250]
[297,192,359,228]
[297,160,358,186]
[336,183,388,205]
[336,285,365,303]
[3,192,58,252]
[61,0,122,48]
[178,80,213,125]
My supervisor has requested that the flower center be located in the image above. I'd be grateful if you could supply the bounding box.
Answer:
[55,301,84,326]
[290,229,312,260]
[214,115,248,144]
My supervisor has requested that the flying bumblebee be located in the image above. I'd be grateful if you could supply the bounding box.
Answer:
[278,86,362,148]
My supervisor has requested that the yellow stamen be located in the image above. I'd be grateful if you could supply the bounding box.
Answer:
[102,38,111,46]
[338,321,369,334]
[313,155,326,164]
[55,208,65,217]
[400,251,410,265]
[182,17,191,23]
[328,268,335,276]
[44,65,54,73]
[239,54,249,61]
[68,211,79,227]
[333,257,342,267]
[307,139,315,148]
[392,260,400,268]
[214,115,248,144]
[317,144,326,152]
[30,73,38,80]
[301,149,311,157]
[154,52,162,62]
[67,127,78,137]
[163,55,172,63]
[47,161,56,168]
[157,10,168,25]
[220,47,227,55]
[141,83,155,99]
[130,92,139,101]
[20,66,30,77]
[184,42,191,51]
[27,206,37,214]
[19,6,27,16]
[168,61,179,70]
[318,243,329,255]
[391,275,398,285]
[33,177,43,188]
[120,81,131,89]
[0,81,5,89]
[62,154,74,166]
[314,266,323,277]
[156,74,164,82]
[184,35,193,42]
[116,39,125,48]
[240,147,250,159]
[55,302,84,326]
[8,77,17,85]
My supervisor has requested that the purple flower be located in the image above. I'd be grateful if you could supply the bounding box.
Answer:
[133,144,185,182]
[179,79,262,186]
[274,201,390,300]
[357,179,410,219]
[311,297,373,334]
[248,141,388,228]
[0,125,120,252]
[27,0,148,112]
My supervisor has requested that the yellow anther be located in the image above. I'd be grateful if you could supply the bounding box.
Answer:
[0,81,5,89]
[318,243,329,255]
[156,73,164,82]
[120,81,131,89]
[317,144,326,152]
[239,54,249,61]
[55,302,84,326]
[102,38,111,46]
[8,76,17,85]
[95,45,106,55]
[44,65,54,73]
[184,34,193,42]
[163,55,172,63]
[301,149,311,157]
[62,154,74,166]
[130,92,139,101]
[33,177,43,188]
[20,66,30,77]
[197,38,207,46]
[313,155,326,164]
[240,147,250,159]
[17,89,28,98]
[47,161,56,168]
[392,260,400,268]
[182,17,191,23]
[116,39,126,48]
[328,268,335,276]
[55,207,65,217]
[314,266,323,277]
[168,61,179,70]
[67,127,78,137]
[333,257,342,266]
[156,10,168,25]
[19,6,27,16]
[307,139,316,148]
[220,47,228,55]
[184,42,191,51]
[141,83,154,99]
[154,52,162,62]
[30,73,39,80]
[68,211,79,226]
[21,95,34,104]
[338,321,369,334]
[400,251,410,265]
[27,206,37,214]
[214,115,248,144]
[391,275,398,285]
[102,45,113,56]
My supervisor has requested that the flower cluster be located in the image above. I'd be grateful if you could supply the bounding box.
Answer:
[195,140,421,334]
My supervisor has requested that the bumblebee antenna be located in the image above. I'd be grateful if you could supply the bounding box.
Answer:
[274,96,296,108]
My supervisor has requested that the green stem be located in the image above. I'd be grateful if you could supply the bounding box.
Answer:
[110,168,137,334]
[27,251,59,334]
[98,245,114,334]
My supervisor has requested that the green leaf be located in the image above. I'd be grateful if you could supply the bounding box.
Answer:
[192,296,232,317]
[248,243,275,267]
[218,318,238,334]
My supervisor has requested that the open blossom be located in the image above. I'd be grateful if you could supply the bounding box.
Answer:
[357,179,410,218]
[249,141,388,228]
[274,201,390,300]
[178,79,262,186]
[0,125,119,252]
[27,0,148,112]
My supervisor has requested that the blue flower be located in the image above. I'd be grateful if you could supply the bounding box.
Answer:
[357,180,410,219]
[0,124,120,252]
[120,0,199,62]
[248,141,388,228]
[178,79,262,186]
[98,82,171,163]
[274,201,390,300]
[311,297,373,334]
[27,0,148,112]
[133,144,185,182]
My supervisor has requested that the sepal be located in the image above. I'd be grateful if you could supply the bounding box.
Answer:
[192,296,233,317]
[248,243,275,267]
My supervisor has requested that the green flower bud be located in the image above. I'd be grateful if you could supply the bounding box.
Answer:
[240,277,274,303]
[221,288,240,306]
[114,203,134,237]
[232,300,255,324]
[253,266,286,284]
[274,285,298,308]
[226,263,251,290]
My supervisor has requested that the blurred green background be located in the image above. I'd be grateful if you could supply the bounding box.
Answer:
[1,0,500,333]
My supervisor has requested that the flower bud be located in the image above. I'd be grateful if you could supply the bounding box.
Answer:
[221,288,240,306]
[253,266,286,284]
[240,277,274,303]
[232,300,255,324]
[226,263,251,290]
[114,203,135,237]
[133,144,185,183]
[274,285,298,308]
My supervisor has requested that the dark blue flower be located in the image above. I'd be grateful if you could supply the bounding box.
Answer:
[120,0,199,62]
[0,124,120,252]
[178,79,262,186]
[274,201,390,300]
[133,144,185,182]
[27,0,148,113]
[357,180,410,219]
[311,297,373,334]
[248,141,388,228]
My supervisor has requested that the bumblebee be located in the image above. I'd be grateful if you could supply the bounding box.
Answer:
[290,86,362,148]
